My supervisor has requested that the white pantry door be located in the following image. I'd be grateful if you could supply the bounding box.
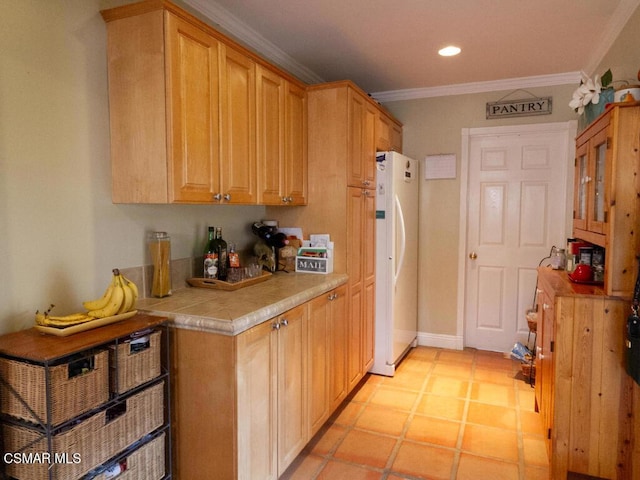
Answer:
[461,122,574,352]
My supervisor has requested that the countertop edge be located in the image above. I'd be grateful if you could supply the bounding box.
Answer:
[140,273,348,336]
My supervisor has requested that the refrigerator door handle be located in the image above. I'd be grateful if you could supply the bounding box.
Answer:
[394,195,406,287]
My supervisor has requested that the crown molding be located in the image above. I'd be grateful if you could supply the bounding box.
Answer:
[181,0,325,85]
[370,72,582,103]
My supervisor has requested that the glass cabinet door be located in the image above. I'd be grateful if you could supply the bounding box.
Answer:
[573,143,588,231]
[588,128,609,234]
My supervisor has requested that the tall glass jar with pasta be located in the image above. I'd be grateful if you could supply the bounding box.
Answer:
[148,232,172,297]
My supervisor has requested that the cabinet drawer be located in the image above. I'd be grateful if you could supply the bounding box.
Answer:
[0,350,109,426]
[92,432,165,480]
[109,330,161,394]
[3,381,164,480]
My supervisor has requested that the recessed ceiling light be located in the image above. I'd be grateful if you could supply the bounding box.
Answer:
[438,46,461,57]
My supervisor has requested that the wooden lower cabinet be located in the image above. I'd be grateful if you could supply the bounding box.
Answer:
[308,284,348,436]
[172,286,348,480]
[535,268,638,479]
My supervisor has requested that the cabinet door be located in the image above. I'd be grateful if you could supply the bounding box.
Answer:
[277,304,308,475]
[587,127,609,234]
[376,113,391,152]
[284,81,308,205]
[236,320,278,480]
[363,103,377,187]
[347,90,376,189]
[256,65,285,205]
[535,289,554,458]
[362,190,376,371]
[390,121,403,153]
[376,112,403,154]
[573,141,588,231]
[308,293,331,436]
[329,285,348,410]
[220,45,257,204]
[347,188,364,389]
[166,13,221,203]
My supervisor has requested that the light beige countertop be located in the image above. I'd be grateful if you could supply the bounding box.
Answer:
[137,272,348,336]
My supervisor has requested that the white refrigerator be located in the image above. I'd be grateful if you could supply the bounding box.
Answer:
[370,151,419,376]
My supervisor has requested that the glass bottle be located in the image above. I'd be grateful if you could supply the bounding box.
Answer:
[551,247,566,270]
[228,243,240,269]
[203,226,217,278]
[148,232,172,297]
[215,227,228,281]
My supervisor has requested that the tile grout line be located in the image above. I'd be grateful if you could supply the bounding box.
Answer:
[380,351,438,478]
[447,349,477,480]
[513,363,527,480]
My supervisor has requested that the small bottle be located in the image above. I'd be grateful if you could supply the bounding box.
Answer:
[203,226,217,278]
[551,248,566,270]
[148,232,171,297]
[228,243,240,269]
[215,227,228,281]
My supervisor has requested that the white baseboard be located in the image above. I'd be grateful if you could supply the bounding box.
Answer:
[417,331,464,351]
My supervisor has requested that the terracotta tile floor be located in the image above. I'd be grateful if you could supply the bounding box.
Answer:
[282,346,549,480]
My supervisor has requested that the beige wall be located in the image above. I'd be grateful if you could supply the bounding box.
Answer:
[0,0,265,334]
[381,6,640,340]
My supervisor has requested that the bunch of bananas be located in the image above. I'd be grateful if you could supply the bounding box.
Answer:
[35,269,139,328]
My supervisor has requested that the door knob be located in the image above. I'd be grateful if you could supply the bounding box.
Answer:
[469,252,478,260]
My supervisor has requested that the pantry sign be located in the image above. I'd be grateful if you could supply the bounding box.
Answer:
[486,96,552,119]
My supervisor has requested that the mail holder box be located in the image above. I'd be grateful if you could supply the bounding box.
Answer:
[295,247,333,274]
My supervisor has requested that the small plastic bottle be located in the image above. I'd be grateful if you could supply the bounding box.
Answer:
[148,232,172,297]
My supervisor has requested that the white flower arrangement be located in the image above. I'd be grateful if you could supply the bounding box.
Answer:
[569,69,612,114]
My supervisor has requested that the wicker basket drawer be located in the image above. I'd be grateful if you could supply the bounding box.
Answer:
[91,433,165,480]
[3,381,165,480]
[0,350,109,426]
[110,330,161,394]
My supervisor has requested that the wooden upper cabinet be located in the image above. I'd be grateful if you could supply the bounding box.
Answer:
[102,1,306,205]
[283,82,308,205]
[257,66,285,205]
[166,13,221,203]
[103,8,170,203]
[347,88,376,189]
[573,104,640,297]
[376,112,403,153]
[256,66,307,205]
[220,45,257,204]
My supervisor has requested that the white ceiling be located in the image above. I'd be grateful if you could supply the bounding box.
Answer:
[183,0,640,101]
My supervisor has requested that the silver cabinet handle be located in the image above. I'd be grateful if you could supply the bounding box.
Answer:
[213,193,222,201]
[223,193,231,202]
[272,321,280,330]
[280,318,288,327]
